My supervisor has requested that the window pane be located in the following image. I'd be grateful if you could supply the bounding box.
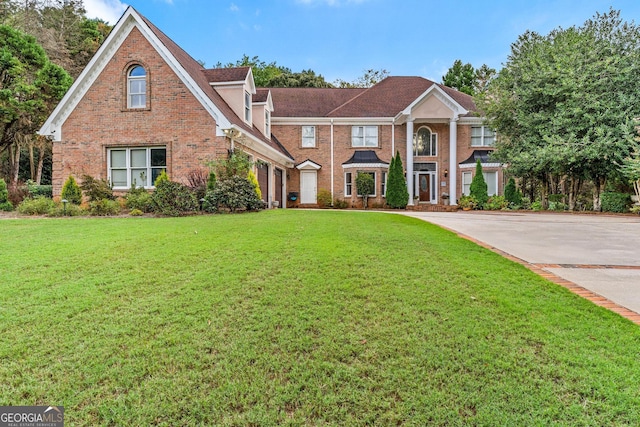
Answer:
[110,150,126,167]
[483,171,497,196]
[131,169,147,187]
[130,95,145,108]
[302,126,314,138]
[111,169,127,187]
[130,149,147,167]
[130,80,145,94]
[151,167,164,184]
[151,149,166,167]
[129,66,146,77]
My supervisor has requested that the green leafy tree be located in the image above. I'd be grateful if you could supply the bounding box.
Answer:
[61,175,82,204]
[0,177,13,211]
[215,54,287,87]
[620,137,640,203]
[442,60,475,95]
[267,69,333,88]
[504,177,522,207]
[473,64,496,95]
[469,160,488,208]
[355,172,375,209]
[478,9,640,211]
[385,151,409,208]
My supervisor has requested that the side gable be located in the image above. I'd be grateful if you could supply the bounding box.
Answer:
[39,6,232,141]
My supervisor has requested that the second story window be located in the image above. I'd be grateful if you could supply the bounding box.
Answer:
[414,127,437,156]
[265,110,271,136]
[352,126,378,147]
[302,126,316,147]
[127,65,146,109]
[245,91,251,122]
[471,126,495,146]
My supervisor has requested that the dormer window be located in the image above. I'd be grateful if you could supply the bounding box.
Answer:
[265,110,271,136]
[127,65,147,109]
[244,91,251,122]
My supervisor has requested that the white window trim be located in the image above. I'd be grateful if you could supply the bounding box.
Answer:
[414,126,437,156]
[381,171,387,197]
[351,125,378,148]
[345,171,352,196]
[244,91,251,123]
[108,147,166,189]
[483,171,498,196]
[127,66,146,109]
[302,125,316,148]
[471,125,496,147]
[265,110,271,136]
[462,171,472,196]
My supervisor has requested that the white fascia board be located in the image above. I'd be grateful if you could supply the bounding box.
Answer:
[342,163,389,169]
[230,124,293,164]
[296,160,322,170]
[459,116,486,125]
[39,7,231,140]
[210,81,245,87]
[459,162,502,169]
[400,85,469,119]
[246,68,256,94]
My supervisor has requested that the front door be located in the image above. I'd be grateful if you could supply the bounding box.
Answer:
[300,170,317,204]
[418,173,430,202]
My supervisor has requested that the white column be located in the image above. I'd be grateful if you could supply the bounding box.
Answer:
[449,117,458,205]
[406,119,414,206]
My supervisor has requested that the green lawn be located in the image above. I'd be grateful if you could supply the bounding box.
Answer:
[1,210,639,426]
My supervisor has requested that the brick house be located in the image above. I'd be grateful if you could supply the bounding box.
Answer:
[39,7,503,208]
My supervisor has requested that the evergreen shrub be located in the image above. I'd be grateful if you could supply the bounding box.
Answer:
[61,175,82,204]
[504,178,522,207]
[202,176,265,213]
[317,189,333,208]
[385,152,409,208]
[469,160,488,207]
[152,180,199,216]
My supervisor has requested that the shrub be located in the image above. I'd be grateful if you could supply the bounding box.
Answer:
[458,195,478,210]
[7,185,28,206]
[202,176,265,213]
[125,189,154,213]
[317,189,333,208]
[17,196,56,215]
[89,199,121,216]
[601,192,632,213]
[469,160,488,207]
[25,180,53,198]
[333,198,348,209]
[504,178,522,207]
[186,168,208,201]
[129,208,144,216]
[247,170,262,200]
[0,178,13,211]
[531,200,544,211]
[152,180,199,216]
[207,171,217,191]
[61,175,82,204]
[48,202,84,217]
[386,151,409,209]
[484,195,508,211]
[154,170,169,186]
[355,172,375,209]
[80,175,115,202]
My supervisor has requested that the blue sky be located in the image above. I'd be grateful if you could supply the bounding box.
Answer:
[84,0,640,83]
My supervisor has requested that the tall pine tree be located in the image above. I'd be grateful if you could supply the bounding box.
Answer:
[469,159,488,207]
[385,151,409,208]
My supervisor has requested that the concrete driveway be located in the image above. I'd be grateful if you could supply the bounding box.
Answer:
[400,211,640,317]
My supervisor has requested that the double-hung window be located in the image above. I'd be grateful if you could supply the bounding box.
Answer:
[109,147,166,189]
[471,126,495,146]
[381,172,387,197]
[244,91,251,123]
[345,172,353,196]
[462,171,472,196]
[127,65,146,109]
[483,171,498,196]
[302,126,316,147]
[352,126,378,147]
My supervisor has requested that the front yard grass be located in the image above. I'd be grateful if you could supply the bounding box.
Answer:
[1,210,639,425]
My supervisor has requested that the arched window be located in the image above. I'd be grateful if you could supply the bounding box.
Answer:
[413,127,437,156]
[127,65,146,108]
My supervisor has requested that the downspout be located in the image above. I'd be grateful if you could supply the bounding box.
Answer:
[330,119,334,204]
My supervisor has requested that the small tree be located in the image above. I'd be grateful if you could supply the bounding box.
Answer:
[61,175,82,204]
[0,178,13,211]
[356,172,375,209]
[247,170,262,200]
[385,151,409,208]
[469,159,488,208]
[207,170,217,191]
[504,177,522,207]
[154,170,169,187]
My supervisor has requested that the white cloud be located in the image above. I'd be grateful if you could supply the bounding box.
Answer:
[230,3,240,12]
[83,0,128,24]
[295,0,368,6]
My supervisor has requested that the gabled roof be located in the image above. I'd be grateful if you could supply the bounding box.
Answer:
[39,7,292,163]
[253,89,270,103]
[268,77,476,119]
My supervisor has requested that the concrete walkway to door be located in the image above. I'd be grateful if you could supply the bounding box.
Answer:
[399,211,640,321]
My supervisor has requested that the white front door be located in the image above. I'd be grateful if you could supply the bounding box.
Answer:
[300,170,317,204]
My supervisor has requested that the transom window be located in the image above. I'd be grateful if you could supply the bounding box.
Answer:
[414,127,437,156]
[352,126,378,147]
[127,65,146,109]
[302,126,316,147]
[471,126,495,146]
[109,147,166,189]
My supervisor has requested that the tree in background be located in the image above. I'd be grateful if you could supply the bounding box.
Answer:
[469,160,488,208]
[477,9,640,211]
[215,54,287,87]
[473,64,496,95]
[442,60,475,95]
[334,68,390,88]
[385,151,409,208]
